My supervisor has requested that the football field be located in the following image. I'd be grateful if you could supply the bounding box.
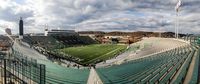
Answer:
[60,44,127,64]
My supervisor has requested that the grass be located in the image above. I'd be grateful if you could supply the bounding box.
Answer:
[59,44,127,64]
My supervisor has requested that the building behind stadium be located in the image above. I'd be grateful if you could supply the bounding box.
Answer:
[44,29,78,36]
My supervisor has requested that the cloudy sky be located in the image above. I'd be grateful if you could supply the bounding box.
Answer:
[0,0,199,34]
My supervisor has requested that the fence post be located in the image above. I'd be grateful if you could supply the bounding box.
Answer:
[40,64,45,84]
[4,59,6,84]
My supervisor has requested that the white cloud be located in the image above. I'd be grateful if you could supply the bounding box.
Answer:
[0,0,199,34]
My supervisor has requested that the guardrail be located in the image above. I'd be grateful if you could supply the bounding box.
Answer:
[0,50,45,84]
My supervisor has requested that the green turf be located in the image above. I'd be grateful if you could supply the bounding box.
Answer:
[59,44,127,64]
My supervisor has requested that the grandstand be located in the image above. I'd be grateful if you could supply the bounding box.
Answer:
[123,38,189,62]
[19,36,200,83]
[11,40,90,84]
[22,35,101,65]
[96,37,189,67]
[53,35,97,45]
[1,34,200,84]
[22,35,97,49]
[22,36,64,49]
[96,45,199,83]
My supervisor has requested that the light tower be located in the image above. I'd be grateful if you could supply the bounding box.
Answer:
[19,17,24,39]
[175,0,181,39]
[44,24,49,36]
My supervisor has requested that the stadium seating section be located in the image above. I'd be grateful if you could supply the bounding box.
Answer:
[96,45,200,84]
[53,36,97,45]
[23,35,97,49]
[42,44,200,84]
[20,36,200,83]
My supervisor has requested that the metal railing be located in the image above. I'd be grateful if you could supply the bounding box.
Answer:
[0,50,45,84]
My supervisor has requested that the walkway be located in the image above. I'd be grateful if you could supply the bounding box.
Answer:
[87,67,103,84]
[183,48,198,84]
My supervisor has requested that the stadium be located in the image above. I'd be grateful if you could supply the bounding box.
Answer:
[0,0,200,84]
[0,21,200,84]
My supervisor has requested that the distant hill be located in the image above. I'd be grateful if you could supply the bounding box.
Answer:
[78,31,186,38]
